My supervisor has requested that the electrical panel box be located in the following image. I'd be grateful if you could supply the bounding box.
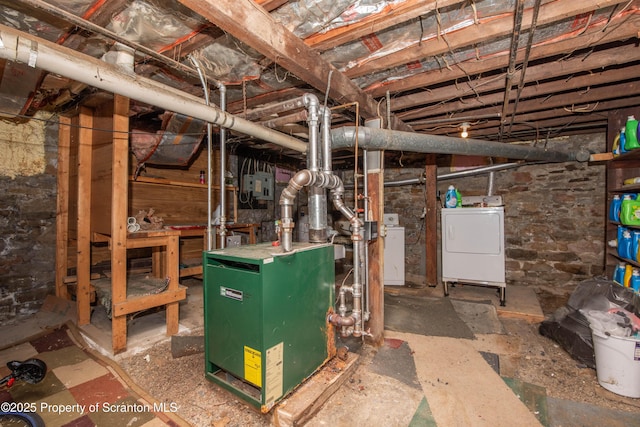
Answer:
[203,242,336,412]
[242,172,274,200]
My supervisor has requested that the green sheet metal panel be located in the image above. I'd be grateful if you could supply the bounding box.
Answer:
[203,242,335,412]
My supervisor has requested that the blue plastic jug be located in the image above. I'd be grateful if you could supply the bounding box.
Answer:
[444,185,460,208]
[620,229,633,260]
[620,127,628,154]
[610,194,622,222]
[632,269,640,292]
[618,226,627,257]
[614,262,626,285]
[632,231,640,262]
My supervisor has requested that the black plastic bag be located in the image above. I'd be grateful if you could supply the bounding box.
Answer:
[538,278,640,369]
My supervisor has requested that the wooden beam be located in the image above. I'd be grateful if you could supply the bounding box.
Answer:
[415,96,640,136]
[76,107,93,325]
[346,0,632,78]
[111,94,130,354]
[304,0,466,52]
[367,167,384,346]
[425,156,437,288]
[392,44,640,112]
[366,13,640,98]
[400,79,640,122]
[112,287,186,317]
[177,0,411,131]
[56,115,71,300]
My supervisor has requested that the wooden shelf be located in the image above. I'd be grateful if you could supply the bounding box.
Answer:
[609,220,640,230]
[130,175,238,191]
[611,149,640,162]
[607,249,640,268]
[610,183,640,193]
[606,107,640,279]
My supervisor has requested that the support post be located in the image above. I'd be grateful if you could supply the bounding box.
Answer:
[76,107,93,325]
[365,119,385,346]
[56,115,71,299]
[111,94,130,353]
[425,155,438,287]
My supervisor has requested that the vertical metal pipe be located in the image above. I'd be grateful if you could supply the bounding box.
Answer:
[218,84,227,248]
[321,106,332,173]
[189,56,215,251]
[363,149,370,321]
[304,94,320,173]
[304,94,327,242]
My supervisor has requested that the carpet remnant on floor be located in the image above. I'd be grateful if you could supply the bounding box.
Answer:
[369,339,422,390]
[0,323,188,427]
[450,299,506,335]
[384,294,475,339]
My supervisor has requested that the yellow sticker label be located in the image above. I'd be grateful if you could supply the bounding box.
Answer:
[244,346,262,387]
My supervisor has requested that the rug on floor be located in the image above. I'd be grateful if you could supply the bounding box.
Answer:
[0,322,189,427]
[384,293,475,339]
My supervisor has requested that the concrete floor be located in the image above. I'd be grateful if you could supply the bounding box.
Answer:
[2,280,639,426]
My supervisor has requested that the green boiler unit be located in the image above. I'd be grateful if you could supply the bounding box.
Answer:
[203,242,336,412]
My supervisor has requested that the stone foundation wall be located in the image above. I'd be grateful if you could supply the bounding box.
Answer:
[0,126,607,325]
[384,133,606,295]
[0,116,58,325]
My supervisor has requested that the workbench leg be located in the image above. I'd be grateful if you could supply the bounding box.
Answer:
[152,246,165,279]
[165,235,180,336]
[112,314,127,354]
[166,302,180,336]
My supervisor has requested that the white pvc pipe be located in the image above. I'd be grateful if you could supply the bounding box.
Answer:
[0,24,308,153]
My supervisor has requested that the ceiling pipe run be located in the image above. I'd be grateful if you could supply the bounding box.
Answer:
[0,24,308,153]
[0,26,591,164]
[12,0,202,82]
[331,126,591,163]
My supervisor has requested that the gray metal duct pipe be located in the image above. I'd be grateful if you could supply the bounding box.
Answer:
[0,24,308,153]
[331,126,591,163]
[344,162,537,189]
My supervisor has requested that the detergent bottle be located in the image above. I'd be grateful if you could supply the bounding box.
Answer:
[613,130,621,156]
[625,115,640,151]
[444,185,460,208]
[610,194,622,222]
[620,229,633,260]
[617,226,627,257]
[624,264,634,287]
[620,194,640,226]
[633,230,640,262]
[632,269,640,292]
[620,127,628,154]
[614,262,626,285]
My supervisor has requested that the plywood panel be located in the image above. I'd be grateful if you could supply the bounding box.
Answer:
[129,182,211,224]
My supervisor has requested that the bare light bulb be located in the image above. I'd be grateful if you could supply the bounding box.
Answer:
[460,122,470,138]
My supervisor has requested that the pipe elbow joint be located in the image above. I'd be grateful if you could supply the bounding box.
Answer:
[327,313,356,327]
[303,93,319,108]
